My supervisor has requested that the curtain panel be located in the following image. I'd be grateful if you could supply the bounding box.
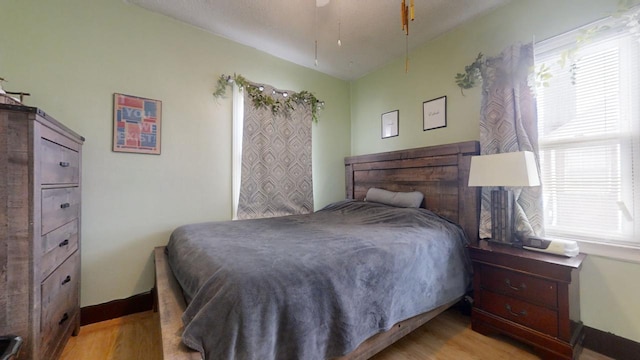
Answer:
[237,85,314,219]
[479,43,544,239]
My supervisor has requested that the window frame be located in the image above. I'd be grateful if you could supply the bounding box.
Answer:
[534,15,640,263]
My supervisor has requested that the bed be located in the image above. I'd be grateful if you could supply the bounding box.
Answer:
[154,140,480,360]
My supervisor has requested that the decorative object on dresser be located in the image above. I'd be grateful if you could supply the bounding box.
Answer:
[0,104,84,360]
[469,240,586,360]
[3,92,30,104]
[468,151,540,244]
[0,93,21,105]
[0,78,28,105]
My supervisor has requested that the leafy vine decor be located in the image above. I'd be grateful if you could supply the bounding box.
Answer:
[454,1,640,94]
[454,53,484,95]
[213,74,324,123]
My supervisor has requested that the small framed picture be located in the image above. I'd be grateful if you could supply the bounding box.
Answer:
[113,93,162,154]
[423,96,447,131]
[381,110,399,139]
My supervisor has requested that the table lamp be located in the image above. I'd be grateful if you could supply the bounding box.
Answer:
[468,151,540,244]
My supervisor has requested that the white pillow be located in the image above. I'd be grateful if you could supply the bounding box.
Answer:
[365,188,424,208]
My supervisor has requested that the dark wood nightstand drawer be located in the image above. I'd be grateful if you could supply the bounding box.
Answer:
[480,264,558,308]
[479,290,559,337]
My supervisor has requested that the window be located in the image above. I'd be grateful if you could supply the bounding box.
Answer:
[232,83,244,219]
[535,15,640,256]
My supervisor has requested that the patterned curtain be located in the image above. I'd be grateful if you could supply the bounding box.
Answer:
[478,43,543,239]
[237,85,314,219]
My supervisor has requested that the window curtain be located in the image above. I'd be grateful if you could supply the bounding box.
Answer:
[478,43,543,239]
[236,85,314,219]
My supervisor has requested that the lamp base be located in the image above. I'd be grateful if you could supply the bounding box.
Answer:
[491,189,513,244]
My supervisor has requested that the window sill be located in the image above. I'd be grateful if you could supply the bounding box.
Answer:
[575,239,640,264]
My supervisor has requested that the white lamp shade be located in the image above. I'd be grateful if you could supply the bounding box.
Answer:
[468,151,541,187]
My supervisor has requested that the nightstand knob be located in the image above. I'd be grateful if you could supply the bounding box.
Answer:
[505,304,527,317]
[505,278,527,291]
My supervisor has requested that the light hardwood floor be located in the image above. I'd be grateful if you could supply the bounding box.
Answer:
[61,311,163,360]
[61,309,610,360]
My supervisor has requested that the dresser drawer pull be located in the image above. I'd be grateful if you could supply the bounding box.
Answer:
[60,203,71,209]
[58,313,69,325]
[61,275,72,285]
[505,304,527,317]
[505,278,526,291]
[59,239,70,247]
[59,161,70,167]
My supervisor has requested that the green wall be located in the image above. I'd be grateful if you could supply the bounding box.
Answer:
[350,0,640,344]
[0,0,350,306]
[2,0,638,347]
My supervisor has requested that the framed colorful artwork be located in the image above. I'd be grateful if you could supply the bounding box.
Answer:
[423,96,447,131]
[113,93,162,154]
[381,110,399,139]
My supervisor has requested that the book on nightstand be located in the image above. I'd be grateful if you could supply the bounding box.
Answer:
[522,236,580,257]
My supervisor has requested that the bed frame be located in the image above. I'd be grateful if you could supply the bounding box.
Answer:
[154,140,480,360]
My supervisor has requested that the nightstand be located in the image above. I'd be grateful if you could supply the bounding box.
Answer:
[469,240,586,360]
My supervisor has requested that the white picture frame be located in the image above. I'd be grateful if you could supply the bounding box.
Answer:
[381,110,399,139]
[423,96,447,131]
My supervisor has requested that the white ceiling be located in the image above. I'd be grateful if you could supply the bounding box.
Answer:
[126,0,511,80]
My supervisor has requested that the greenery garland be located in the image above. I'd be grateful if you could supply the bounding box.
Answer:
[213,74,324,123]
[454,53,484,95]
[454,1,640,94]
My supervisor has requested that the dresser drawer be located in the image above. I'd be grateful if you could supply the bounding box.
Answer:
[41,219,79,278]
[479,290,559,337]
[480,265,557,308]
[41,187,80,235]
[40,138,80,185]
[41,251,79,355]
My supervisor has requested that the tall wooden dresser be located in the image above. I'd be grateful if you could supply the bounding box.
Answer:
[0,104,84,360]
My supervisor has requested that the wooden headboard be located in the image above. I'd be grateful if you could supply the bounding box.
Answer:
[345,141,480,245]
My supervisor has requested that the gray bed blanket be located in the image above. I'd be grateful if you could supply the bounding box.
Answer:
[167,200,471,360]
